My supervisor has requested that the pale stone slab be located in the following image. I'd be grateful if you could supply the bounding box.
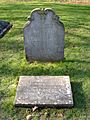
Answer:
[24,8,64,62]
[14,76,73,107]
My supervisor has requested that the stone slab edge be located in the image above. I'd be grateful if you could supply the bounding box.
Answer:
[14,76,74,108]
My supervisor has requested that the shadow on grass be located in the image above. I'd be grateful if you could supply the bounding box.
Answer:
[71,82,86,109]
[64,59,90,64]
[65,31,90,49]
[0,60,90,78]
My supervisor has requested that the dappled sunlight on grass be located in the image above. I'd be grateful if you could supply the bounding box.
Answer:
[0,1,90,120]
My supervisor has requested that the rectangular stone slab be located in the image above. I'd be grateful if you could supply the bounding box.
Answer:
[14,76,73,108]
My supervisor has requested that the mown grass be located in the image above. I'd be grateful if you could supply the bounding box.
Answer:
[0,1,90,120]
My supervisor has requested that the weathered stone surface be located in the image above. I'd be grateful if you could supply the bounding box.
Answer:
[14,76,73,107]
[24,8,64,62]
[0,20,12,38]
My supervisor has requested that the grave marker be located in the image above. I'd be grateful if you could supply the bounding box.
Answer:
[14,76,73,107]
[14,9,73,108]
[24,8,64,62]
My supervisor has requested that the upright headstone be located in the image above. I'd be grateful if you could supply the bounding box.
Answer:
[24,8,64,62]
[14,9,74,108]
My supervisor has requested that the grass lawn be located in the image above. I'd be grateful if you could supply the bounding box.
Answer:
[0,1,90,120]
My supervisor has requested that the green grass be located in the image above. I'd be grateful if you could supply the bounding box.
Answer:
[0,1,90,120]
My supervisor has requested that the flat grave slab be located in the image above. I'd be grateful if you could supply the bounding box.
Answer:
[14,76,73,108]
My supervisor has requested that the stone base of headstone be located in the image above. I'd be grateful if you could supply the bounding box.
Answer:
[0,20,12,38]
[14,76,73,108]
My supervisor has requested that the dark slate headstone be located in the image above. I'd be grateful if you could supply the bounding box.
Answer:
[24,8,64,62]
[14,76,73,108]
[0,20,12,38]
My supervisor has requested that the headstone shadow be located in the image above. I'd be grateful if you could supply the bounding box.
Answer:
[64,59,90,64]
[71,82,86,109]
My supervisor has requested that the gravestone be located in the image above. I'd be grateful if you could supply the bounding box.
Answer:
[24,8,64,62]
[14,76,73,107]
[14,9,73,108]
[0,20,12,38]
